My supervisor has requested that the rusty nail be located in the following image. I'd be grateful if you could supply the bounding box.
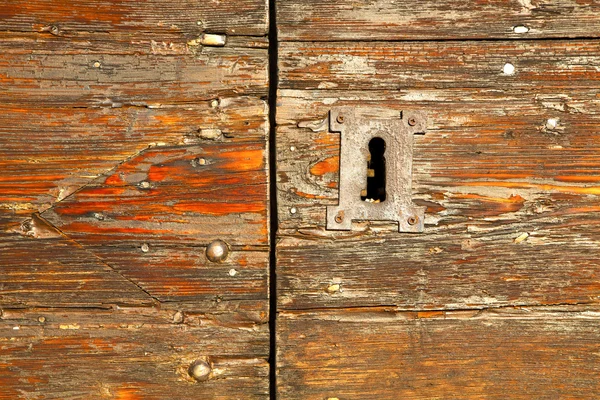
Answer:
[407,216,419,226]
[189,360,211,382]
[334,211,344,224]
[336,115,345,124]
[408,118,417,126]
[206,240,229,263]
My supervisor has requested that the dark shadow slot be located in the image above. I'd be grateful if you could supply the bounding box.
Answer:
[268,0,278,397]
[361,137,387,202]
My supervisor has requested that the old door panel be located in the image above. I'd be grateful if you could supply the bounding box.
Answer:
[276,2,600,399]
[0,0,269,397]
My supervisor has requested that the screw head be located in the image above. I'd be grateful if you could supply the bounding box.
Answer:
[407,216,419,226]
[141,243,150,253]
[189,360,211,382]
[334,211,344,224]
[336,115,345,124]
[408,118,417,127]
[206,240,229,263]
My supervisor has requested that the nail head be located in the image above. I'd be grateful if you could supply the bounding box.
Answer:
[206,240,229,263]
[189,360,211,381]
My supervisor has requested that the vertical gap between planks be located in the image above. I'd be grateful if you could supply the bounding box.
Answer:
[268,0,279,397]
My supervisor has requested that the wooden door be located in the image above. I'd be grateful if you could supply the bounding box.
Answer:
[275,1,600,398]
[0,1,270,398]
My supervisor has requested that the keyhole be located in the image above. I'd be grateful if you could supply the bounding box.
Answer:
[361,137,386,203]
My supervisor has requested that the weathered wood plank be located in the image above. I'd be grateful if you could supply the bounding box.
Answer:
[279,40,600,91]
[41,141,268,247]
[278,223,600,309]
[276,89,600,230]
[278,307,600,399]
[0,226,154,308]
[0,307,269,399]
[0,99,267,213]
[277,0,600,41]
[0,35,268,105]
[90,246,268,304]
[0,0,268,36]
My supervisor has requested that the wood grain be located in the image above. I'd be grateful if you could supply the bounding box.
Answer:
[276,40,600,310]
[277,0,600,41]
[0,99,267,214]
[0,34,268,105]
[42,141,268,247]
[0,1,270,396]
[280,40,600,91]
[0,0,268,36]
[276,11,600,398]
[278,307,600,399]
[0,307,269,399]
[0,229,154,308]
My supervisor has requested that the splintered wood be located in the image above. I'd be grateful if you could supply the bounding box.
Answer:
[276,1,600,398]
[0,0,270,398]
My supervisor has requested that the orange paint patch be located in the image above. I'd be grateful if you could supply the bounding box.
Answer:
[417,311,445,319]
[310,156,339,176]
[105,173,125,185]
[116,387,142,400]
[174,201,265,215]
[220,149,265,171]
[147,164,170,182]
[290,188,332,200]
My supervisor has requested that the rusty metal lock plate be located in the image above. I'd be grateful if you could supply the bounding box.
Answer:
[326,107,426,233]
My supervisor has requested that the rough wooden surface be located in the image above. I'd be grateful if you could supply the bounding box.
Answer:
[0,306,269,399]
[0,99,268,216]
[276,40,600,310]
[279,41,600,91]
[0,229,154,308]
[0,1,270,397]
[277,0,600,41]
[278,307,600,399]
[276,4,600,399]
[42,141,268,247]
[0,0,268,36]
